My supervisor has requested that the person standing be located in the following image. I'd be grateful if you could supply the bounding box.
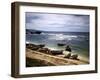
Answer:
[63,45,72,58]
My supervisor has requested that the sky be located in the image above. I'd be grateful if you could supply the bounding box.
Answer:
[26,12,89,32]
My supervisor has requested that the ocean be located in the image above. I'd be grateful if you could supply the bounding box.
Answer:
[26,32,89,60]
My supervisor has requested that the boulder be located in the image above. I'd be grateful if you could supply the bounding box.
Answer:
[70,54,78,60]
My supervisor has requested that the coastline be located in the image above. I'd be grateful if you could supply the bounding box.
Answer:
[26,47,89,67]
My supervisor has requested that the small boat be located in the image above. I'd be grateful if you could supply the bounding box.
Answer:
[57,43,66,46]
[50,50,63,55]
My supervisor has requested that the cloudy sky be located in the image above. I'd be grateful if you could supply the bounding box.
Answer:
[26,12,89,32]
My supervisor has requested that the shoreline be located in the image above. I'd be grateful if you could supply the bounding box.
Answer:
[26,41,89,58]
[26,43,89,60]
[26,47,89,67]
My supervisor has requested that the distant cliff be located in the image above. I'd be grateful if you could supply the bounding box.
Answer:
[26,29,42,34]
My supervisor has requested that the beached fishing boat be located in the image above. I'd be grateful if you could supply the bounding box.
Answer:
[50,50,63,55]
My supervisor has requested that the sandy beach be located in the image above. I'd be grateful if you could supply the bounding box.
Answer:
[26,48,89,67]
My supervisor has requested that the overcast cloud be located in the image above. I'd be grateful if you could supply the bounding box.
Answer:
[26,12,89,32]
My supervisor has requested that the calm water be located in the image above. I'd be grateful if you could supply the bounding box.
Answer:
[26,32,89,59]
